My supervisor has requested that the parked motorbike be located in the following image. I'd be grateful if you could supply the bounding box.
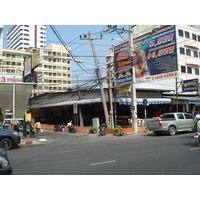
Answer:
[54,125,66,132]
[194,132,200,147]
[98,123,107,136]
[67,121,76,133]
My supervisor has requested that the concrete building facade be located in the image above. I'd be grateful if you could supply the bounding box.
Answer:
[1,44,72,96]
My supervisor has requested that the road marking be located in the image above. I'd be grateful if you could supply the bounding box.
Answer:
[90,160,116,166]
[59,150,79,153]
[189,147,200,151]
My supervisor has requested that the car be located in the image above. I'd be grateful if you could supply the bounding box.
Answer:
[0,148,13,175]
[0,130,21,150]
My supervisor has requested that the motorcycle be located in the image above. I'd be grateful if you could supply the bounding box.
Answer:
[67,121,76,133]
[98,123,107,136]
[54,125,66,132]
[194,132,200,147]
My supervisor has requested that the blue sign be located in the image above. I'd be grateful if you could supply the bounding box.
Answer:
[182,79,199,92]
[115,67,134,87]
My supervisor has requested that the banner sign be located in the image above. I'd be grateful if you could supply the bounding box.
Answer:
[0,74,22,83]
[182,78,199,92]
[32,49,43,69]
[115,67,134,87]
[114,25,178,82]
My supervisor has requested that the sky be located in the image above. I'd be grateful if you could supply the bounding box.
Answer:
[2,25,129,88]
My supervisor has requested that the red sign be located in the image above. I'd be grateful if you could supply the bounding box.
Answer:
[116,58,133,72]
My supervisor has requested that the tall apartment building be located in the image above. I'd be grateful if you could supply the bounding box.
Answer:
[1,44,72,96]
[0,25,3,60]
[7,25,46,50]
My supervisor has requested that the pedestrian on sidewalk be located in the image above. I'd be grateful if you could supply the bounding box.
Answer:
[35,121,42,138]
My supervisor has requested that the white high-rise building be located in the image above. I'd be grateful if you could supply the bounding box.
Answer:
[7,25,46,50]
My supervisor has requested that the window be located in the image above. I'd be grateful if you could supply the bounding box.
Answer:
[62,53,67,56]
[186,49,191,56]
[177,114,184,119]
[198,35,200,42]
[185,114,193,119]
[181,66,186,73]
[195,68,199,75]
[194,51,198,58]
[178,29,184,36]
[180,47,185,55]
[192,34,197,40]
[187,66,192,74]
[185,31,190,38]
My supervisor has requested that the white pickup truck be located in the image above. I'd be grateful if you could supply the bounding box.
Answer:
[147,112,194,136]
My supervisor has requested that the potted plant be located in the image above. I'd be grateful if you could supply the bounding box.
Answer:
[114,125,124,136]
[89,126,97,134]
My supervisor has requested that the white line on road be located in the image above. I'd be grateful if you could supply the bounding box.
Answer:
[90,160,116,166]
[189,147,200,151]
[59,150,79,153]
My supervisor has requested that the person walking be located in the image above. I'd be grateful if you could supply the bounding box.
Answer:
[35,121,42,138]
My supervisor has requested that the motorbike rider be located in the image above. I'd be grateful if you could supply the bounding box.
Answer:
[193,114,200,132]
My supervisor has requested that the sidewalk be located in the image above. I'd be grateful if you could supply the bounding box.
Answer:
[19,132,50,146]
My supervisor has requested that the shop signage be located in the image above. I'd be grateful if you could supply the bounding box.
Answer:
[182,78,199,92]
[115,67,134,87]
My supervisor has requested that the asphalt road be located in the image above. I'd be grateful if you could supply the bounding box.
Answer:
[6,131,200,175]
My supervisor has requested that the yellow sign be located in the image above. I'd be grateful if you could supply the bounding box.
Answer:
[117,85,130,94]
[32,49,43,69]
[25,113,31,122]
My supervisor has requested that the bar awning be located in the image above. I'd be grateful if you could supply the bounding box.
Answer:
[117,98,171,105]
[31,98,102,109]
[163,96,200,104]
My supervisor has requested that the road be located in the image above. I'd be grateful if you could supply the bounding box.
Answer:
[6,131,200,175]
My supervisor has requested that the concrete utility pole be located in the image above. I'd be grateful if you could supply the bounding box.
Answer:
[80,32,109,125]
[128,25,138,134]
[107,25,138,134]
[76,74,84,126]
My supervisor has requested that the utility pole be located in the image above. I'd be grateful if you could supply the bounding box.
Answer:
[76,74,84,126]
[128,25,138,134]
[107,25,138,134]
[80,32,109,125]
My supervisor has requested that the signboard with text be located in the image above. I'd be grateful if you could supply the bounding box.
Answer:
[0,74,22,83]
[115,67,134,87]
[114,25,178,83]
[182,78,199,92]
[32,49,43,69]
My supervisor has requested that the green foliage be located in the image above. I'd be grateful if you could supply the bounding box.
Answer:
[114,125,122,133]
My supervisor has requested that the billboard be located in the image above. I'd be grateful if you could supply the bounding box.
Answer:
[114,25,178,83]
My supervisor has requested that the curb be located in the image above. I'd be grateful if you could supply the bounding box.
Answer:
[20,138,47,146]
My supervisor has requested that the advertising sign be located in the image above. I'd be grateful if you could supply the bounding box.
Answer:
[0,74,22,83]
[32,49,43,69]
[25,113,31,122]
[114,25,178,82]
[115,67,134,87]
[182,78,199,92]
[24,56,32,76]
